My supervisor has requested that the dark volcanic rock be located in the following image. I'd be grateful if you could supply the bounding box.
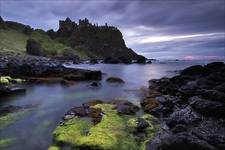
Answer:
[26,39,44,56]
[166,107,201,128]
[103,57,120,64]
[110,100,139,115]
[106,77,124,83]
[205,62,225,73]
[0,55,102,80]
[189,96,225,117]
[195,89,225,102]
[136,118,150,130]
[136,55,147,64]
[180,65,207,76]
[56,18,140,60]
[147,132,215,150]
[89,81,101,88]
[143,62,225,149]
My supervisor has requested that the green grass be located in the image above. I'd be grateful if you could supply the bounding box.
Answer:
[30,30,70,56]
[0,29,28,54]
[0,28,89,58]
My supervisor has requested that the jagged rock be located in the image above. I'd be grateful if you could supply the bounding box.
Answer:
[166,107,201,128]
[26,39,44,56]
[136,118,150,129]
[146,132,215,150]
[180,65,206,76]
[56,18,140,60]
[0,55,102,80]
[192,120,225,149]
[205,62,225,73]
[189,96,225,117]
[110,100,140,115]
[195,89,225,102]
[89,81,101,88]
[136,55,147,63]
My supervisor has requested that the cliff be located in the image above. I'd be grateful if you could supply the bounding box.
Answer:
[0,16,142,60]
[51,17,139,59]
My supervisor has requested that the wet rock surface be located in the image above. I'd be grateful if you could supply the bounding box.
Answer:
[142,62,225,150]
[0,55,102,80]
[106,76,125,83]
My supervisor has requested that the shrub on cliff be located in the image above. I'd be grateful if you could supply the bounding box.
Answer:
[26,39,44,56]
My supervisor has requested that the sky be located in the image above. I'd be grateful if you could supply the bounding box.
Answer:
[0,0,224,60]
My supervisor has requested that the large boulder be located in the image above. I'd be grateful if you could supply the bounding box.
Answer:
[205,62,225,73]
[26,39,44,56]
[136,55,147,63]
[189,96,225,117]
[180,65,206,76]
[106,76,125,83]
[166,107,201,128]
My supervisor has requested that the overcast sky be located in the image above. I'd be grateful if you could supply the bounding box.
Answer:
[0,0,224,60]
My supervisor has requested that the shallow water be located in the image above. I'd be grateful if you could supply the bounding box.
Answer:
[0,60,215,150]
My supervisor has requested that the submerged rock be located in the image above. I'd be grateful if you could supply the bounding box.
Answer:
[106,76,125,83]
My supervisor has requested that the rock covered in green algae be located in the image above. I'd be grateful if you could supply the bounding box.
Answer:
[50,104,160,150]
[0,138,14,148]
[0,76,25,85]
[0,109,28,130]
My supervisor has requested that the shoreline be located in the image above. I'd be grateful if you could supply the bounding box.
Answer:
[0,57,225,150]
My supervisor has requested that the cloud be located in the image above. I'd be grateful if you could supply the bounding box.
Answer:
[0,0,224,60]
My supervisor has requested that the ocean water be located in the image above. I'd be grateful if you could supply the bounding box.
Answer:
[0,60,216,150]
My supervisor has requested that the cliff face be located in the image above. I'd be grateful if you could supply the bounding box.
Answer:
[53,18,139,59]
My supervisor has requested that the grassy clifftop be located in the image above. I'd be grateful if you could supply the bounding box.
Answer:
[0,19,89,58]
[0,17,141,59]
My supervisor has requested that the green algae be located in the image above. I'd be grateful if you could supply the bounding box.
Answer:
[0,76,25,85]
[42,119,53,128]
[0,110,27,130]
[48,146,60,150]
[0,138,14,148]
[51,104,160,150]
